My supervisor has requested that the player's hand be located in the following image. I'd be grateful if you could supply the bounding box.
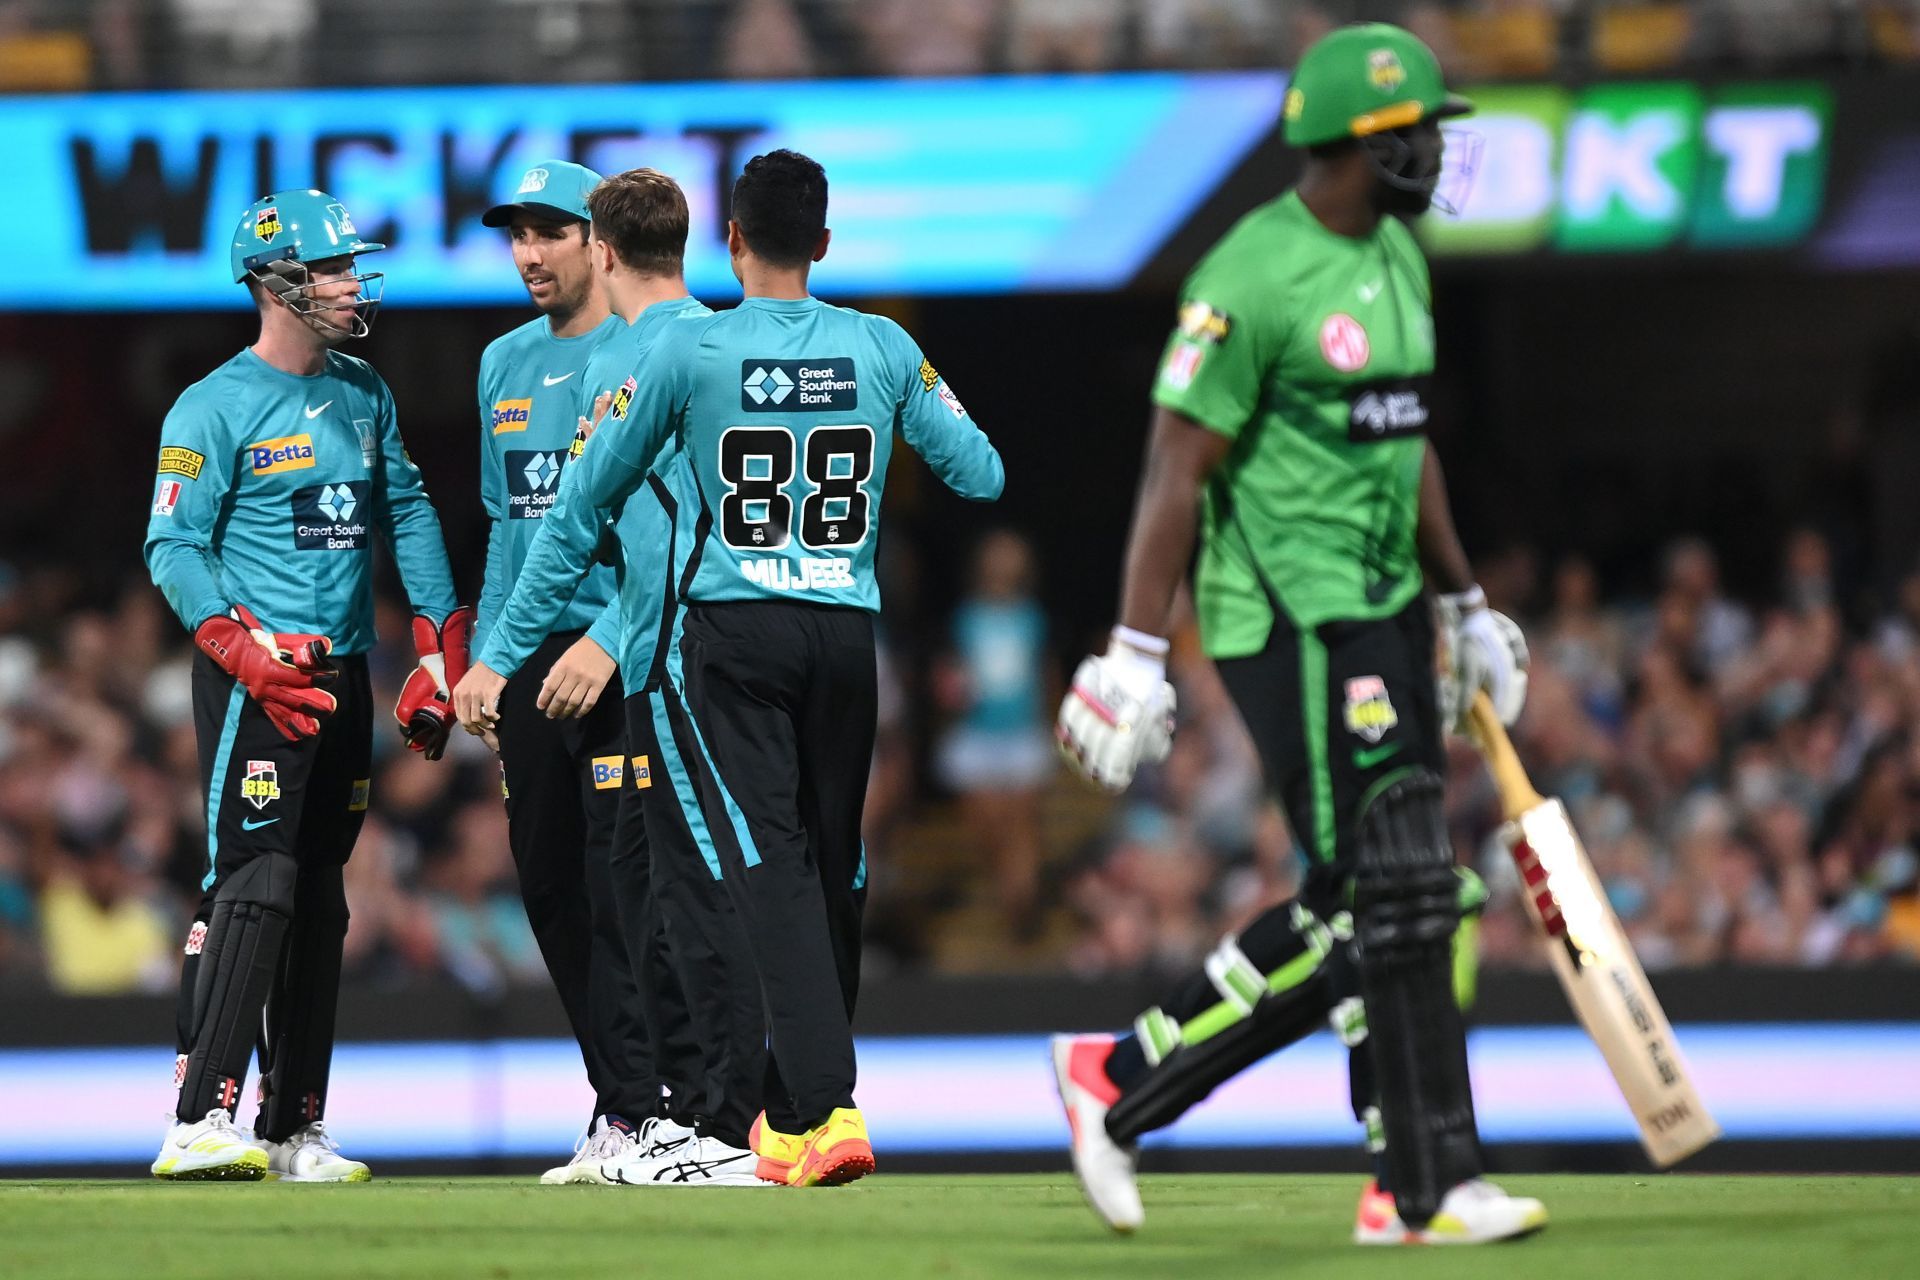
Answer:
[572,389,613,456]
[1056,630,1177,794]
[1438,586,1529,733]
[452,661,508,753]
[194,605,337,742]
[537,636,616,721]
[394,606,475,760]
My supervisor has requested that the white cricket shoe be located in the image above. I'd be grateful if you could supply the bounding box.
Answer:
[542,1115,647,1185]
[1050,1033,1144,1233]
[601,1133,766,1187]
[1353,1177,1548,1245]
[257,1121,372,1183]
[151,1109,269,1181]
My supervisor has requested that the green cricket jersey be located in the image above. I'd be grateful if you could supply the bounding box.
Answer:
[1152,190,1436,657]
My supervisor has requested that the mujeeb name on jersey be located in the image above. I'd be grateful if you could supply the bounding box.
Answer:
[740,556,855,592]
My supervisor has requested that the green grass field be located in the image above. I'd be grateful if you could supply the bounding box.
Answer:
[2,1174,1911,1279]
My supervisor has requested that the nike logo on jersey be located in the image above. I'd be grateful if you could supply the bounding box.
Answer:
[305,401,333,419]
[1351,742,1402,770]
[542,371,576,386]
[1358,280,1383,303]
[241,817,280,831]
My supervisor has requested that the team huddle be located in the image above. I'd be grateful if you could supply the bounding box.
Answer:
[140,20,1555,1246]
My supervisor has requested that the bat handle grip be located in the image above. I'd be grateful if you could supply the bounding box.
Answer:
[1465,691,1545,821]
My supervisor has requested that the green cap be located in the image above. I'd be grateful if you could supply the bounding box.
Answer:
[230,189,384,283]
[1282,23,1473,148]
[482,160,602,227]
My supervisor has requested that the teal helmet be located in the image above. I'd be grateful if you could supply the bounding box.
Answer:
[231,190,386,338]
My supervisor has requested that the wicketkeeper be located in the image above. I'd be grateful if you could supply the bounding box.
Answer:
[145,189,468,1182]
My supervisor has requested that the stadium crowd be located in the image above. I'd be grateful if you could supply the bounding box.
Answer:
[1,523,1918,994]
[4,0,1920,93]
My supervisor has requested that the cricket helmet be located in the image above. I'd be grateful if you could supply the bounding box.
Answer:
[230,190,386,338]
[1282,23,1473,148]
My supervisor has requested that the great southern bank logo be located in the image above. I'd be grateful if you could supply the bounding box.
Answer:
[743,365,795,406]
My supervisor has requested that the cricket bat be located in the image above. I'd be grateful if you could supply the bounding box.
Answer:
[1466,693,1721,1167]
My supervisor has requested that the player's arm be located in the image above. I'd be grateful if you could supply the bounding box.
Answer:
[368,376,473,759]
[144,400,338,739]
[454,376,659,737]
[143,395,238,634]
[473,363,510,658]
[893,334,1004,501]
[1057,290,1254,792]
[1417,440,1528,731]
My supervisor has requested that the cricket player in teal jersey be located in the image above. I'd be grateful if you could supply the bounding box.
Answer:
[479,165,754,1185]
[456,150,1004,1187]
[470,168,766,1187]
[472,160,687,1183]
[144,189,467,1182]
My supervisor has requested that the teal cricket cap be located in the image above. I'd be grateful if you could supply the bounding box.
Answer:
[481,160,602,227]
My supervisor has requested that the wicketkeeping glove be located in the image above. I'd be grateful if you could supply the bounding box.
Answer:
[193,604,336,742]
[394,606,474,761]
[1056,631,1178,794]
[1437,586,1529,733]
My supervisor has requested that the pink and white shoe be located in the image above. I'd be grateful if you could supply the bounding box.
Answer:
[1050,1034,1143,1233]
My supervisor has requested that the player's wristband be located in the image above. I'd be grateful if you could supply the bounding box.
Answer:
[1110,625,1171,657]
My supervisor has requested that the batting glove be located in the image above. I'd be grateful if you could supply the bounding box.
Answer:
[194,604,336,742]
[394,606,474,761]
[1056,628,1177,794]
[1438,586,1529,733]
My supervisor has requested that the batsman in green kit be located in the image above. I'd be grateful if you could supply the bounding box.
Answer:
[1051,24,1543,1245]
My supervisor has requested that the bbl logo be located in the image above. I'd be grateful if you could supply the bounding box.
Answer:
[611,375,636,421]
[242,760,281,810]
[255,205,281,242]
[1343,676,1398,744]
[1368,49,1406,94]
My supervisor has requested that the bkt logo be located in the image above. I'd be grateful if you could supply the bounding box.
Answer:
[743,365,795,405]
[316,483,358,522]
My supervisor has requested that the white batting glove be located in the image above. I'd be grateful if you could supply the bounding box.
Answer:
[1438,586,1529,732]
[1056,628,1178,794]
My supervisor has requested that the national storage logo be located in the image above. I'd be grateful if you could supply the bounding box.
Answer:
[249,434,316,475]
[492,398,532,434]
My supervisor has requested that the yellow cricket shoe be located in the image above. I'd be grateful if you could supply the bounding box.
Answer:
[151,1108,269,1182]
[788,1107,875,1187]
[750,1111,806,1185]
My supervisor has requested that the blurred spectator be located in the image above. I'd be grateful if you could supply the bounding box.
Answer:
[853,0,997,76]
[422,800,545,995]
[30,787,175,995]
[934,530,1055,937]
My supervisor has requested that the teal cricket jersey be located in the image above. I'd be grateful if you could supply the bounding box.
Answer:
[577,296,1005,613]
[143,348,458,653]
[476,297,712,683]
[473,311,624,657]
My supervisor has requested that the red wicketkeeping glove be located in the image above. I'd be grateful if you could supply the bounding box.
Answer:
[194,605,337,742]
[394,606,474,761]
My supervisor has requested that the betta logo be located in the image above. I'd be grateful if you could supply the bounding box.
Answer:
[255,205,281,241]
[491,399,532,434]
[249,434,316,474]
[591,756,625,790]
